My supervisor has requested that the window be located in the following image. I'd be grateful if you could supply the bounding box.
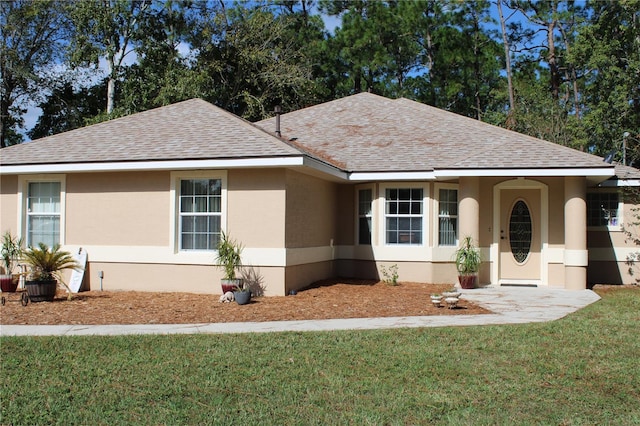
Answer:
[27,181,61,247]
[358,188,373,244]
[179,178,222,250]
[587,192,620,227]
[385,188,423,245]
[509,200,532,263]
[438,189,458,246]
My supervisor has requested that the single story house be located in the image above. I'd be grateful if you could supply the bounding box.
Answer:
[1,93,638,295]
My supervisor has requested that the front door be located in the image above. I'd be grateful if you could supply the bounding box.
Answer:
[499,189,542,285]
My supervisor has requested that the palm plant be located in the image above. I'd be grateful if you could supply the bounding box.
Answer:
[454,236,482,289]
[1,231,24,275]
[215,231,243,281]
[22,243,82,300]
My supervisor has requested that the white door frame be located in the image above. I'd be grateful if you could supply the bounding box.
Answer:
[491,179,549,286]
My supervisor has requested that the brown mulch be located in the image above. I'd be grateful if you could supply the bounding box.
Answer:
[0,280,492,326]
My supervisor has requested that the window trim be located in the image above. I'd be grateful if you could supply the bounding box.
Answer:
[355,184,375,246]
[587,189,623,232]
[379,183,429,247]
[18,175,66,246]
[434,183,459,247]
[170,171,227,253]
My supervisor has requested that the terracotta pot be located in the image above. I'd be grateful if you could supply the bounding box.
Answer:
[0,274,19,293]
[458,275,477,289]
[25,280,57,302]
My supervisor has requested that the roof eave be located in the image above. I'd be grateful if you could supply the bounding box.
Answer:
[0,156,307,174]
[436,167,615,178]
[0,155,350,182]
[348,167,615,182]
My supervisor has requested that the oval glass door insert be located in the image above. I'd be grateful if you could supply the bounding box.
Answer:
[509,200,532,263]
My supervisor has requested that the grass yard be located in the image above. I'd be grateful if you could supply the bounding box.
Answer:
[1,287,639,425]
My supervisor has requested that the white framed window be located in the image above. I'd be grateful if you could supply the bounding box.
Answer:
[382,186,425,245]
[27,181,61,247]
[179,178,222,250]
[172,171,227,252]
[437,187,458,246]
[19,176,66,248]
[587,191,621,229]
[357,186,374,245]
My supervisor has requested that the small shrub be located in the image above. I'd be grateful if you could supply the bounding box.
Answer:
[380,264,399,286]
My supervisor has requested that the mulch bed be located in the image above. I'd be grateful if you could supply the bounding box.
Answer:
[1,280,492,326]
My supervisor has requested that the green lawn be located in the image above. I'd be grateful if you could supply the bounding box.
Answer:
[1,287,639,425]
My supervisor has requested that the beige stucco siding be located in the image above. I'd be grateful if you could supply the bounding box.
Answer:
[84,262,286,295]
[546,178,565,245]
[0,175,19,234]
[285,170,338,248]
[227,169,286,248]
[587,196,640,285]
[335,184,355,246]
[66,172,170,246]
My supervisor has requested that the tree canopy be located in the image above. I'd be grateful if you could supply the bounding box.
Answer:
[2,0,639,166]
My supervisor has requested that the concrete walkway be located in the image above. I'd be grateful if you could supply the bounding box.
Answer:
[0,286,601,337]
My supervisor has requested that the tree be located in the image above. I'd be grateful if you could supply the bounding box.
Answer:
[187,2,316,120]
[324,0,421,97]
[118,0,196,113]
[68,0,151,115]
[496,0,516,127]
[0,0,68,147]
[569,0,640,159]
[28,80,106,140]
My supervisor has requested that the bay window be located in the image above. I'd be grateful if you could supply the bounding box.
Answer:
[438,188,458,246]
[358,188,373,245]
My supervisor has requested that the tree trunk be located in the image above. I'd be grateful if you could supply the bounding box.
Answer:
[497,0,516,128]
[547,19,560,100]
[106,58,116,115]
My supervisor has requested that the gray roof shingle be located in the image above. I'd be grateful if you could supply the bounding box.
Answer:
[1,94,617,177]
[256,93,611,172]
[0,99,302,166]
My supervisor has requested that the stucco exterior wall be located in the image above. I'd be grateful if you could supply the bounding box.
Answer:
[66,172,170,246]
[586,192,639,285]
[4,167,631,293]
[285,170,339,248]
[227,169,286,248]
[335,184,355,246]
[285,261,335,293]
[83,262,286,295]
[0,175,19,235]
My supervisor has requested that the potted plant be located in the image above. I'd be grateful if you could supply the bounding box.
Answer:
[454,236,482,289]
[1,231,24,292]
[215,231,244,294]
[232,280,252,305]
[22,243,82,302]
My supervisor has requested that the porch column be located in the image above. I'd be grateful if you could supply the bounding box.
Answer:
[564,176,588,290]
[459,176,480,245]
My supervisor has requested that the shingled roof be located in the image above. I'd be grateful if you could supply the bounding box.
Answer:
[0,99,303,166]
[256,92,612,173]
[1,94,618,181]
